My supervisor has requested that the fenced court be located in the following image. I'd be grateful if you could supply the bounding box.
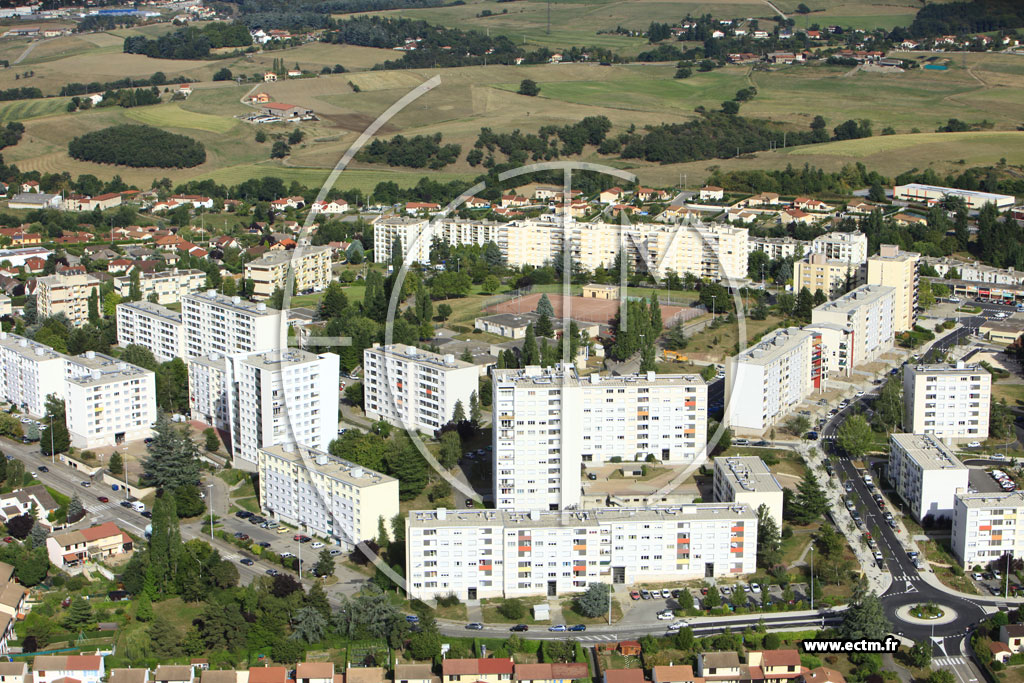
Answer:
[485,293,701,327]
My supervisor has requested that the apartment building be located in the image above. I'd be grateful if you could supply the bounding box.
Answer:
[951,492,1024,567]
[867,244,920,332]
[64,351,156,448]
[116,301,185,363]
[35,273,102,326]
[187,354,229,430]
[405,504,757,600]
[803,322,853,380]
[112,268,206,305]
[726,327,822,432]
[492,365,708,511]
[793,253,862,299]
[229,349,340,468]
[809,230,868,264]
[504,219,564,268]
[889,433,968,523]
[362,344,478,434]
[374,217,434,265]
[0,332,66,415]
[243,246,333,300]
[257,444,399,549]
[893,183,1015,210]
[712,456,784,527]
[182,290,281,358]
[648,223,749,282]
[903,362,991,443]
[810,285,895,367]
[750,236,804,262]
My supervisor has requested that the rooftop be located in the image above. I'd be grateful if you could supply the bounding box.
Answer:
[955,491,1024,509]
[736,327,815,366]
[895,183,1014,202]
[183,290,278,317]
[241,348,329,372]
[0,331,64,361]
[367,344,475,371]
[813,284,894,315]
[250,245,331,266]
[493,364,705,388]
[891,433,965,471]
[117,300,182,324]
[66,351,153,387]
[870,244,920,262]
[409,503,756,529]
[715,456,783,493]
[259,444,396,489]
[905,361,986,376]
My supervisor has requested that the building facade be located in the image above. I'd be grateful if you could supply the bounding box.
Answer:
[809,230,868,264]
[405,504,757,600]
[712,456,784,528]
[187,354,229,430]
[867,244,920,333]
[64,351,156,448]
[794,253,861,299]
[951,492,1024,567]
[889,433,969,523]
[113,268,206,305]
[810,285,895,368]
[35,273,102,326]
[182,290,281,358]
[116,301,185,363]
[243,246,333,300]
[0,332,66,416]
[893,183,1015,210]
[903,362,991,443]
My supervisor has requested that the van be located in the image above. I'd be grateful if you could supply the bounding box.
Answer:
[131,501,145,512]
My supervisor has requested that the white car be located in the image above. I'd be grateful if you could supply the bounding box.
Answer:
[995,312,1008,319]
[750,583,761,593]
[967,441,982,448]
[949,296,961,303]
[972,572,984,581]
[311,542,325,549]
[280,552,295,558]
[667,620,689,631]
[656,610,674,621]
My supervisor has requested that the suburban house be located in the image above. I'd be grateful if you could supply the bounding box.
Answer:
[263,72,277,81]
[248,667,287,683]
[310,199,349,214]
[603,671,645,683]
[0,662,27,683]
[747,650,802,683]
[697,652,742,682]
[0,581,26,620]
[393,665,434,683]
[441,659,514,683]
[1001,623,1024,652]
[599,187,625,203]
[46,522,134,570]
[699,186,725,201]
[0,485,59,529]
[799,668,845,683]
[32,655,106,683]
[652,666,701,683]
[747,192,780,206]
[154,666,194,683]
[514,664,589,683]
[109,669,150,683]
[296,663,335,683]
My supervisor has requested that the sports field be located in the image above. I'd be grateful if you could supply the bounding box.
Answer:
[485,292,700,327]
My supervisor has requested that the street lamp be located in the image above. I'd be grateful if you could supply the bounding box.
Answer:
[810,545,815,611]
[710,294,717,321]
[48,415,54,464]
[207,484,214,543]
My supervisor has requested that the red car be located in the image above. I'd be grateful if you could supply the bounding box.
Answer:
[98,496,109,503]
[629,591,641,600]
[2,537,12,544]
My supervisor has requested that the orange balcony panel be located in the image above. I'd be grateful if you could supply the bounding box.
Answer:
[479,564,492,571]
[573,544,586,550]
[684,429,696,435]
[677,538,690,544]
[637,411,649,417]
[685,401,696,407]
[731,526,744,532]
[730,547,744,553]
[517,545,531,552]
[979,525,992,531]
[730,537,743,544]
[573,565,587,571]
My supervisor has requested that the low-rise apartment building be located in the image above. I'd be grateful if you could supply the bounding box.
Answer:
[0,332,67,416]
[244,246,332,300]
[810,285,895,368]
[64,351,156,448]
[726,327,822,432]
[182,290,281,358]
[492,365,708,511]
[712,456,784,528]
[116,300,185,362]
[867,244,919,332]
[363,344,478,435]
[952,492,1024,567]
[793,253,862,299]
[406,504,757,600]
[36,272,102,326]
[258,444,399,549]
[889,433,969,523]
[749,236,804,262]
[113,268,206,305]
[903,362,991,443]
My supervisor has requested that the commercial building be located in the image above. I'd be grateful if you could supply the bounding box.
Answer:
[867,244,920,332]
[182,290,281,358]
[492,365,708,511]
[7,193,61,210]
[113,268,206,305]
[64,351,156,449]
[903,361,991,443]
[893,183,1015,210]
[889,433,969,523]
[951,492,1024,567]
[405,504,757,600]
[35,272,102,326]
[793,253,862,299]
[116,301,185,363]
[257,444,399,549]
[810,285,895,367]
[726,327,822,432]
[362,344,478,435]
[712,456,784,528]
[244,246,333,300]
[0,332,67,416]
[229,349,340,468]
[809,230,868,264]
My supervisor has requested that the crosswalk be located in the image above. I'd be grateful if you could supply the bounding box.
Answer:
[85,501,122,514]
[934,657,966,668]
[576,634,624,641]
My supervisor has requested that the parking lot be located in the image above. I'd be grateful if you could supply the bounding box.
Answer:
[624,581,813,623]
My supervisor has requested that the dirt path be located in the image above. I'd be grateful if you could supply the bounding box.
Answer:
[13,38,50,65]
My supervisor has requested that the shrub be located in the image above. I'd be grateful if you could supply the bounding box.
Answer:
[436,592,461,608]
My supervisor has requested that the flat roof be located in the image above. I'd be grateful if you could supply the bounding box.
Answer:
[117,300,182,324]
[240,348,327,371]
[408,503,756,529]
[813,284,894,315]
[715,456,783,493]
[249,245,331,266]
[0,332,64,361]
[736,327,814,366]
[956,491,1024,509]
[895,183,1014,202]
[66,352,153,387]
[493,364,704,388]
[905,362,986,376]
[259,444,396,489]
[183,290,278,317]
[367,344,474,371]
[890,433,965,471]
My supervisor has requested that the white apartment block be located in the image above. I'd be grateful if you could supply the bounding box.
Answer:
[243,246,333,300]
[113,268,206,305]
[363,344,478,434]
[182,290,281,358]
[951,492,1024,568]
[405,504,757,600]
[64,351,156,449]
[867,244,920,332]
[726,327,822,432]
[36,273,101,326]
[229,349,340,469]
[810,284,895,368]
[258,444,399,549]
[0,332,66,416]
[809,230,868,264]
[188,354,229,430]
[750,236,805,262]
[116,301,185,363]
[903,362,991,443]
[493,365,708,512]
[712,456,784,528]
[889,433,968,523]
[647,223,749,282]
[804,322,853,379]
[794,253,862,299]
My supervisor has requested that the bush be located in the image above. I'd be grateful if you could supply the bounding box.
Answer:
[497,598,525,620]
[436,592,461,608]
[69,124,205,168]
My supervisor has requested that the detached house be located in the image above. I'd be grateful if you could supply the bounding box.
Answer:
[697,652,742,683]
[1001,623,1024,652]
[748,650,802,683]
[154,667,194,683]
[442,659,514,683]
[310,199,348,214]
[514,664,589,683]
[652,666,701,683]
[599,187,625,203]
[699,186,725,201]
[46,522,133,570]
[0,485,59,529]
[296,663,335,683]
[33,655,106,683]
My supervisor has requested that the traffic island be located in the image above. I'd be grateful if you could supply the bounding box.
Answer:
[895,602,958,625]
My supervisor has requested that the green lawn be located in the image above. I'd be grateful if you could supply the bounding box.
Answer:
[125,103,240,134]
[0,97,70,123]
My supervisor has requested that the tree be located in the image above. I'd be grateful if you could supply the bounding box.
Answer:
[498,598,526,619]
[108,450,123,475]
[756,504,781,569]
[928,672,954,683]
[40,395,70,457]
[142,413,200,490]
[136,592,154,622]
[703,584,721,609]
[271,141,291,158]
[536,293,554,317]
[15,547,48,586]
[288,128,305,146]
[665,319,688,350]
[836,414,873,458]
[908,641,932,669]
[792,470,829,524]
[575,582,612,618]
[785,415,811,437]
[88,288,99,325]
[203,427,220,453]
[63,597,95,630]
[290,605,327,642]
[469,390,481,425]
[438,430,461,469]
[535,311,554,338]
[838,577,891,640]
[68,495,85,523]
[28,521,48,549]
[437,303,452,321]
[149,616,182,659]
[451,400,466,424]
[793,286,814,321]
[6,514,33,539]
[721,100,740,115]
[255,129,267,143]
[213,67,232,81]
[481,275,500,294]
[522,323,539,365]
[344,382,364,409]
[518,79,539,96]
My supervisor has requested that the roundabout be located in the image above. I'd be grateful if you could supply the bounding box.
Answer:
[895,603,959,626]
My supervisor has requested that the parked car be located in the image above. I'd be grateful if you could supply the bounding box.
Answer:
[465,623,484,631]
[37,466,48,472]
[568,624,587,632]
[640,590,651,599]
[656,610,674,620]
[236,510,253,519]
[967,442,982,448]
[405,615,420,624]
[548,625,567,632]
[510,624,528,632]
[629,591,641,600]
[311,542,325,549]
[240,558,254,566]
